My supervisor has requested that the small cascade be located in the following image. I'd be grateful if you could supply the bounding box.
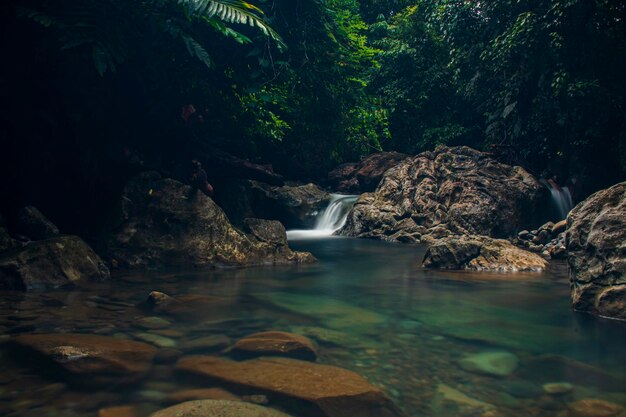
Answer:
[543,179,574,220]
[287,194,359,239]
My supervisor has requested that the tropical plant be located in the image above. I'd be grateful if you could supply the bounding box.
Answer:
[17,0,283,76]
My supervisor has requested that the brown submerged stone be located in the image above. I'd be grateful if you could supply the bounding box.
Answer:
[151,400,294,417]
[98,405,138,417]
[564,399,624,417]
[167,388,241,404]
[232,331,317,361]
[176,356,407,417]
[10,333,156,386]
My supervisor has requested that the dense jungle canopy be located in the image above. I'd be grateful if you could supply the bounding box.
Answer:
[1,0,625,237]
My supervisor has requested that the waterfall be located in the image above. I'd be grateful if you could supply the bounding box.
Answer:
[544,180,574,220]
[286,194,359,239]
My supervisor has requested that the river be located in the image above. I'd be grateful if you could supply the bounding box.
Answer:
[1,235,625,416]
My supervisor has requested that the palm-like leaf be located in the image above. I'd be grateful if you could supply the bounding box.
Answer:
[178,0,285,49]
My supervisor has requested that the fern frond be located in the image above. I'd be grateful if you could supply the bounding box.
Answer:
[178,0,285,49]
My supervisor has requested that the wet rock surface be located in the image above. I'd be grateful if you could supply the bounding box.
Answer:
[0,235,110,290]
[232,331,317,361]
[9,333,157,386]
[328,151,409,193]
[151,400,294,417]
[176,356,407,417]
[339,146,542,243]
[514,220,566,260]
[218,180,330,229]
[422,235,548,272]
[567,181,626,319]
[107,172,314,269]
[16,206,60,241]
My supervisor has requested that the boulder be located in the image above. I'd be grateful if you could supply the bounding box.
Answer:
[151,400,294,417]
[9,333,156,386]
[567,181,626,319]
[218,180,330,229]
[176,356,406,417]
[231,331,317,361]
[16,206,60,240]
[0,235,110,291]
[140,291,237,321]
[339,146,543,243]
[328,151,409,193]
[422,235,548,272]
[107,172,314,269]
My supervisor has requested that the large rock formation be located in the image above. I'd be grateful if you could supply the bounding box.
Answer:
[9,333,156,386]
[328,151,409,193]
[176,356,406,417]
[423,235,548,272]
[107,172,314,269]
[0,235,110,290]
[339,146,543,243]
[217,180,330,229]
[16,206,60,240]
[567,181,626,320]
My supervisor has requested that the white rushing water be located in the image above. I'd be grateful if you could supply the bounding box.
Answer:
[547,183,574,220]
[286,194,359,240]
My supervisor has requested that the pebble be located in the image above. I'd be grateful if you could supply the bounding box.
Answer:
[543,382,574,395]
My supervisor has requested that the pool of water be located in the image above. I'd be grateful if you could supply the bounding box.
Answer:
[1,237,625,417]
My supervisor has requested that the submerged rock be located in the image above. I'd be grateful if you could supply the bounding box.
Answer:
[166,388,240,404]
[567,181,626,320]
[457,351,519,377]
[107,172,314,269]
[9,333,156,386]
[0,235,110,291]
[176,356,407,417]
[232,331,317,361]
[564,399,624,417]
[422,235,548,272]
[16,206,60,240]
[339,146,542,243]
[151,400,293,417]
[328,151,409,193]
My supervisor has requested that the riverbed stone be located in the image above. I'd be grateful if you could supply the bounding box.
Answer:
[232,331,317,361]
[0,235,110,291]
[339,146,543,242]
[10,333,156,386]
[151,400,294,417]
[176,356,407,417]
[254,292,386,331]
[423,235,548,272]
[458,351,519,377]
[179,335,231,353]
[167,388,241,404]
[98,405,137,417]
[135,316,171,330]
[564,399,624,417]
[542,382,574,395]
[107,172,315,269]
[328,151,409,193]
[567,181,626,319]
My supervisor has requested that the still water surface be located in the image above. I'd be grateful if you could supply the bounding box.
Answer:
[1,237,625,416]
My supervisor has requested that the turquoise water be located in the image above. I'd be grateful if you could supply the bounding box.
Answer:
[1,236,625,416]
